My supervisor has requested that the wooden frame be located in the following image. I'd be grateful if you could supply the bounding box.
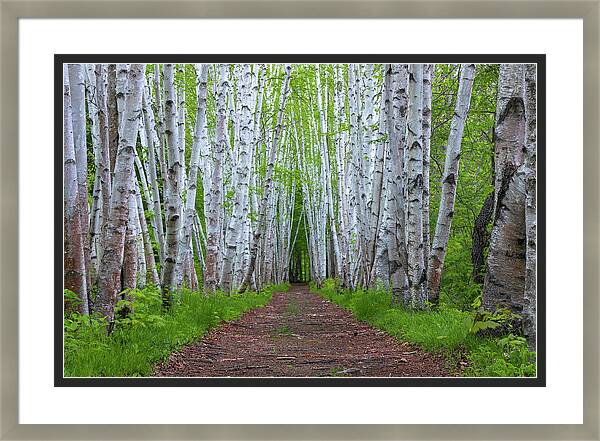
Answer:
[1,1,598,439]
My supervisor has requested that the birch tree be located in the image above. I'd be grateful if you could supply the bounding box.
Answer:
[428,63,476,304]
[523,64,537,351]
[221,64,257,292]
[160,64,184,307]
[483,64,527,311]
[204,64,228,293]
[421,63,433,285]
[63,65,89,314]
[141,85,166,267]
[67,64,90,294]
[388,64,410,305]
[405,64,426,308]
[95,64,145,325]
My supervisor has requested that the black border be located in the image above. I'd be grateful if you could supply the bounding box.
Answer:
[55,54,546,387]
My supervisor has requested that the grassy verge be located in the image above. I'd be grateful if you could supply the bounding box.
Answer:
[313,279,535,377]
[64,283,289,377]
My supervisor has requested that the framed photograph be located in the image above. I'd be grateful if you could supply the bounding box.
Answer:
[56,53,544,388]
[2,1,598,439]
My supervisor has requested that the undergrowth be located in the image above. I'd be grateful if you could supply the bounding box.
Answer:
[313,279,536,377]
[64,283,289,377]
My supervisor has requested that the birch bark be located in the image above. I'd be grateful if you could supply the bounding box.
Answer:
[95,64,144,324]
[388,64,410,304]
[107,64,119,174]
[63,65,89,314]
[67,64,90,293]
[405,64,426,308]
[221,64,256,292]
[204,64,228,293]
[95,64,112,247]
[85,64,102,293]
[523,64,537,351]
[367,69,387,287]
[422,63,433,283]
[141,85,166,266]
[428,63,475,304]
[483,64,527,312]
[160,64,183,306]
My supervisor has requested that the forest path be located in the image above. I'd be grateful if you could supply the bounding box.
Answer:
[154,284,449,377]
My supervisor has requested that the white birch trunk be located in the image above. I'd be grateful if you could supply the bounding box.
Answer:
[422,63,434,285]
[141,85,166,266]
[388,64,410,304]
[67,64,90,296]
[63,65,89,314]
[483,64,527,312]
[405,64,426,308]
[204,64,228,293]
[160,64,183,306]
[221,64,257,292]
[428,63,475,303]
[96,64,144,324]
[523,63,537,351]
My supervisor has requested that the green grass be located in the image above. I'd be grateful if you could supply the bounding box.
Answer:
[285,299,301,316]
[64,283,289,377]
[272,325,293,337]
[313,279,535,377]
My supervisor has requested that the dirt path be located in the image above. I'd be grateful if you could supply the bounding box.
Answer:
[154,284,450,377]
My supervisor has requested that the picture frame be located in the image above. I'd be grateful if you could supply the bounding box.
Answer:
[1,0,598,439]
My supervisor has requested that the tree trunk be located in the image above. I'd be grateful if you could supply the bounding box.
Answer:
[67,64,91,296]
[428,63,476,304]
[160,64,183,306]
[141,85,166,267]
[95,64,112,257]
[405,64,426,309]
[204,64,228,293]
[63,65,89,314]
[221,64,256,292]
[95,64,144,326]
[483,64,527,312]
[386,64,410,304]
[107,64,119,175]
[471,192,495,284]
[422,63,434,286]
[523,63,537,351]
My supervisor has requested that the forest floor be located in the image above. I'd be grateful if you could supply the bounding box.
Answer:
[154,283,450,377]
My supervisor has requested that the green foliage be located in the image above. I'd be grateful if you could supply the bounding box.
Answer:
[464,335,536,377]
[64,284,288,377]
[469,299,522,335]
[64,289,82,308]
[314,279,536,377]
[438,235,483,310]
